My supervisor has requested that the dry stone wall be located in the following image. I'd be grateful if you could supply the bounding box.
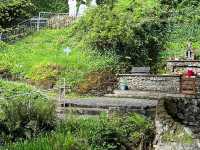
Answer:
[118,74,181,94]
[155,96,200,150]
[164,96,200,137]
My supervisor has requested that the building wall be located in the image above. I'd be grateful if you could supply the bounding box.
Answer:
[118,74,181,94]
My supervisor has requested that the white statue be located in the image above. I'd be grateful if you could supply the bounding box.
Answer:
[68,0,77,17]
[77,1,87,17]
[90,0,97,7]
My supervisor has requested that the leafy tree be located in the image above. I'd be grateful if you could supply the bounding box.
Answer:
[31,0,68,14]
[0,0,35,29]
[68,0,166,69]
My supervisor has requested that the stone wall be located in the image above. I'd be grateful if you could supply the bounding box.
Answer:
[164,96,200,137]
[154,95,200,150]
[118,74,181,94]
[167,60,200,73]
[196,77,200,95]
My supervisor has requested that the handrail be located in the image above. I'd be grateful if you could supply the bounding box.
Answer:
[1,12,76,43]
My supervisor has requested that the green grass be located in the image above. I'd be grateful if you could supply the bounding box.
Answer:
[161,24,200,59]
[1,113,154,150]
[0,28,117,87]
[162,124,193,144]
[160,5,200,60]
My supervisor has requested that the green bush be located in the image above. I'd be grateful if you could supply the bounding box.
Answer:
[0,0,35,29]
[64,114,154,150]
[0,41,8,52]
[77,70,117,95]
[160,0,200,7]
[160,1,200,60]
[0,80,56,144]
[27,63,63,89]
[31,0,68,14]
[67,0,166,68]
[2,113,155,150]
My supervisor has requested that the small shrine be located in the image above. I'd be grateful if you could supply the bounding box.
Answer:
[185,42,195,60]
[167,43,200,74]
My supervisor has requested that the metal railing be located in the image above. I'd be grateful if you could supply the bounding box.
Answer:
[0,12,77,43]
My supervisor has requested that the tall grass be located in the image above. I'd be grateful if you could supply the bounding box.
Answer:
[1,114,154,150]
[0,28,118,87]
[160,4,200,59]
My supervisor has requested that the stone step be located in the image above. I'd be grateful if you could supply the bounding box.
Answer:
[65,107,108,116]
[59,97,157,118]
[105,90,189,99]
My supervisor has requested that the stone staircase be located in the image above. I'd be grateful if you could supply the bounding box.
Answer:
[105,90,186,99]
[57,97,157,119]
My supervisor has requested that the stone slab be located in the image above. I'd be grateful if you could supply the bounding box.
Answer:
[105,90,196,99]
[63,97,157,109]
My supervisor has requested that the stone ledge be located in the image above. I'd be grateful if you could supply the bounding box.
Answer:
[118,74,181,77]
[106,90,197,99]
[63,97,157,109]
[167,60,200,63]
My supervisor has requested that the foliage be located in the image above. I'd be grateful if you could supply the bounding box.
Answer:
[0,80,56,144]
[31,0,68,14]
[0,29,118,89]
[0,0,68,30]
[0,0,35,29]
[160,1,200,59]
[0,41,8,51]
[77,70,117,95]
[27,63,63,89]
[160,0,200,8]
[87,114,155,149]
[2,113,155,150]
[162,125,193,144]
[67,0,166,68]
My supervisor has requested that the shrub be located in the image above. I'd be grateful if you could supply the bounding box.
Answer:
[77,70,117,95]
[27,63,63,89]
[0,41,8,51]
[160,0,200,60]
[2,132,90,150]
[2,113,154,149]
[64,113,155,150]
[31,0,68,14]
[0,0,35,29]
[68,0,166,68]
[0,0,69,29]
[0,80,56,144]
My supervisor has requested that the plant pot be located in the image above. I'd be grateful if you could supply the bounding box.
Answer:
[120,85,128,90]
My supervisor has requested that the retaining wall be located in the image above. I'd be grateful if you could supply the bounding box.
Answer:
[118,74,181,94]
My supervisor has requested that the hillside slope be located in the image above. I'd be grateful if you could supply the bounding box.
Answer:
[160,1,200,59]
[0,28,117,88]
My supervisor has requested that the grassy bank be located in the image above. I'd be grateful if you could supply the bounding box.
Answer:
[160,2,200,59]
[0,28,117,89]
[2,114,155,150]
[0,80,56,144]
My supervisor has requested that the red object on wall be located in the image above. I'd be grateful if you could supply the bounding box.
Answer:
[187,69,194,77]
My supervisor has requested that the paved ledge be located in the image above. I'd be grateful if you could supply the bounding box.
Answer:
[105,90,198,99]
[167,60,200,62]
[117,74,181,77]
[63,97,157,109]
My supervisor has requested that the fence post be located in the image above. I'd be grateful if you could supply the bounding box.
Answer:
[37,12,41,31]
[59,78,66,102]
